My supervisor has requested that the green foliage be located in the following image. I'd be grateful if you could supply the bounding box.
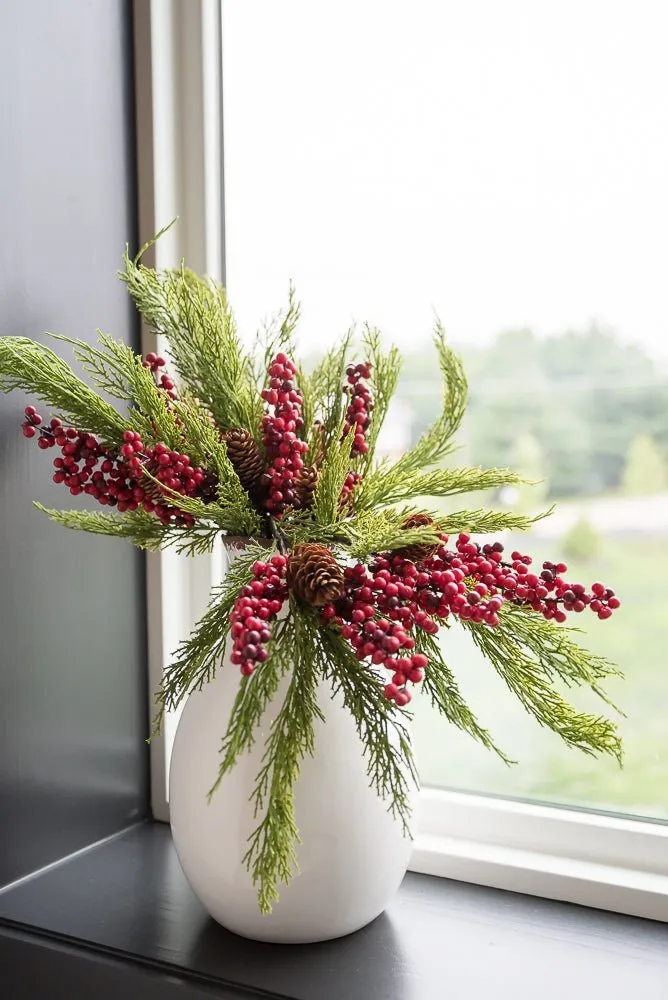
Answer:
[311,427,355,524]
[318,627,417,831]
[208,615,295,801]
[141,464,261,538]
[35,504,168,548]
[354,464,523,511]
[254,282,301,382]
[55,332,185,450]
[438,506,554,535]
[34,504,224,557]
[465,605,623,761]
[120,250,262,437]
[389,322,467,477]
[562,514,602,563]
[170,395,262,534]
[252,284,316,443]
[359,325,402,468]
[153,543,271,734]
[0,337,126,443]
[242,605,324,913]
[622,433,667,496]
[306,329,354,457]
[344,507,442,561]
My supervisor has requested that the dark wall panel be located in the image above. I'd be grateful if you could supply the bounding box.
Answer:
[0,0,148,885]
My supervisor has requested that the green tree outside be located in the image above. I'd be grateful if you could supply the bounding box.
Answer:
[622,433,667,496]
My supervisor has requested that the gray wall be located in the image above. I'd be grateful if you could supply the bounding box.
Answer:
[0,0,148,885]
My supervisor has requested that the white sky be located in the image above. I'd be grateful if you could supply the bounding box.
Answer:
[221,0,668,360]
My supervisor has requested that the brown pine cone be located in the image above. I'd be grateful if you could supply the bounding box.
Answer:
[395,513,439,564]
[287,543,345,607]
[222,428,266,495]
[293,464,319,509]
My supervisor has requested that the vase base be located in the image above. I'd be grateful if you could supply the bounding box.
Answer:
[206,905,387,945]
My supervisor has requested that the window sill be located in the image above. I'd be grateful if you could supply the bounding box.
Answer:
[411,789,668,922]
[1,823,667,999]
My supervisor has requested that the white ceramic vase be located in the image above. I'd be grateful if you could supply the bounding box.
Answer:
[169,623,416,943]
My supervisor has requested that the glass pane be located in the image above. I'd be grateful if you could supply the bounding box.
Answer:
[222,0,668,820]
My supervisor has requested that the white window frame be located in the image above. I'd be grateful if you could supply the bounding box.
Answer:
[133,0,668,922]
[133,0,226,822]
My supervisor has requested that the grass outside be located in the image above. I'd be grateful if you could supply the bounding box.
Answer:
[412,533,668,821]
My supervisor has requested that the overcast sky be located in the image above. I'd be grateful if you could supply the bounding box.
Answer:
[221,0,668,360]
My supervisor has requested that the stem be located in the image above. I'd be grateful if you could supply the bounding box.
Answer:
[268,516,289,553]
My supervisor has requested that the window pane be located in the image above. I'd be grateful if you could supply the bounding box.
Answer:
[222,0,668,820]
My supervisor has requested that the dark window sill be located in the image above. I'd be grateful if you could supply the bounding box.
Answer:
[1,822,667,999]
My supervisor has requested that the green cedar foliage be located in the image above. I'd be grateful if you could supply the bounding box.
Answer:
[120,248,263,438]
[0,337,126,443]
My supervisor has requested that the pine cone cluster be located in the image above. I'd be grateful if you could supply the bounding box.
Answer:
[223,428,266,495]
[287,543,344,607]
[396,513,439,564]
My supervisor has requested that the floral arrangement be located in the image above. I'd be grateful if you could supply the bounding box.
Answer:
[0,231,622,913]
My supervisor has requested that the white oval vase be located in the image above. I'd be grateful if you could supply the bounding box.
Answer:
[169,640,416,943]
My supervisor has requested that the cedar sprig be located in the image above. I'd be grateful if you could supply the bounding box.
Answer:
[120,249,262,437]
[311,424,356,525]
[307,328,355,459]
[141,465,262,537]
[359,324,401,469]
[388,321,468,476]
[318,627,417,833]
[353,464,524,511]
[207,614,294,801]
[170,394,262,529]
[438,506,555,536]
[54,331,186,452]
[345,506,444,561]
[242,604,324,913]
[34,504,226,557]
[152,543,271,735]
[0,337,126,443]
[464,607,623,762]
[485,603,624,704]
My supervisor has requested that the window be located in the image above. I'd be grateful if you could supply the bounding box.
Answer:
[222,0,667,822]
[139,0,668,918]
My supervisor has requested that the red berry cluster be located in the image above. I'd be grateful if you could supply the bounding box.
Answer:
[20,406,217,526]
[143,352,177,400]
[260,354,308,516]
[342,362,373,457]
[143,352,166,373]
[143,441,216,524]
[230,555,289,675]
[22,405,44,439]
[321,531,620,706]
[423,535,620,624]
[321,559,441,706]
